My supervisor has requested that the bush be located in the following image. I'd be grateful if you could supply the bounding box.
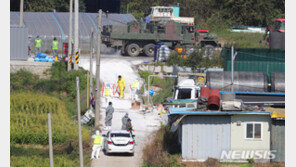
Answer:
[37,61,87,99]
[152,78,174,104]
[142,125,182,167]
[10,93,91,146]
[166,49,224,71]
[10,69,39,91]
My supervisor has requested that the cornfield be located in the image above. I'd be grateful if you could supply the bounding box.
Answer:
[10,93,91,145]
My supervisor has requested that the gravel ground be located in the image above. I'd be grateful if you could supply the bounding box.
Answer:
[79,55,161,167]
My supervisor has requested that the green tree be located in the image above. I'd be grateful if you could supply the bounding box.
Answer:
[23,0,86,12]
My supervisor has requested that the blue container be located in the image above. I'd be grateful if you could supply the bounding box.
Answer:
[173,6,179,17]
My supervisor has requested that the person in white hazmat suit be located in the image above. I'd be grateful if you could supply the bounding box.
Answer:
[104,102,114,131]
[91,130,103,159]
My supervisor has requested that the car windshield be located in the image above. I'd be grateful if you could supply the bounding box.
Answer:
[110,133,130,138]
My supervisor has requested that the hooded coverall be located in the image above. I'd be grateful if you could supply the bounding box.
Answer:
[117,77,126,98]
[91,134,102,159]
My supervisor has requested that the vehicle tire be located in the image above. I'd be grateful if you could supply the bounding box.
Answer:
[126,43,140,57]
[143,43,155,57]
[204,45,216,59]
[130,152,134,156]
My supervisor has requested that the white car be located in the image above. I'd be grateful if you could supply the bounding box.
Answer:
[103,130,135,156]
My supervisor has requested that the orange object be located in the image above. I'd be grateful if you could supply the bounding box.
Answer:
[176,48,183,53]
[102,82,105,97]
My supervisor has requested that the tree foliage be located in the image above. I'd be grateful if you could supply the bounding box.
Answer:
[10,0,86,12]
[121,0,285,27]
[166,49,223,72]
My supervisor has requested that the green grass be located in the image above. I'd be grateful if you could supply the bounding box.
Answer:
[11,145,91,167]
[217,30,269,48]
[138,70,175,104]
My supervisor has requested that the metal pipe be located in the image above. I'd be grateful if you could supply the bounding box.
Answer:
[76,77,84,167]
[47,113,54,167]
[74,0,79,70]
[67,0,73,71]
[231,46,234,93]
[89,27,94,110]
[147,75,178,106]
[19,0,24,27]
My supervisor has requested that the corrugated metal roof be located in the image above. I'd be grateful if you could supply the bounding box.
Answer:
[169,108,270,115]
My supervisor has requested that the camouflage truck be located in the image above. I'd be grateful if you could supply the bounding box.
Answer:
[102,20,220,57]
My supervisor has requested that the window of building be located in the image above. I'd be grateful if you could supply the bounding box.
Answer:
[245,122,262,140]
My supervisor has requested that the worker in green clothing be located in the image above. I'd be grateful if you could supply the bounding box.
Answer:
[35,35,42,55]
[52,37,59,59]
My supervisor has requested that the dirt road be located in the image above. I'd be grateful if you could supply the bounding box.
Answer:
[79,55,161,167]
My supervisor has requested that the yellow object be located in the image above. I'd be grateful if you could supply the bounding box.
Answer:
[160,109,167,118]
[267,107,285,119]
[105,87,111,97]
[176,48,183,53]
[132,80,139,89]
[197,77,205,83]
[75,51,79,64]
[54,56,58,62]
[94,135,102,145]
[117,76,126,98]
[35,39,42,47]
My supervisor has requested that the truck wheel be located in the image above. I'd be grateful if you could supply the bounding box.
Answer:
[126,43,140,57]
[143,43,155,57]
[204,45,215,59]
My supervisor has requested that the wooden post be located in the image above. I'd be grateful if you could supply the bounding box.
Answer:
[47,113,54,167]
[76,77,84,167]
[95,10,102,127]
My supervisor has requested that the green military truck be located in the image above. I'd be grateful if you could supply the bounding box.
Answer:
[102,21,220,57]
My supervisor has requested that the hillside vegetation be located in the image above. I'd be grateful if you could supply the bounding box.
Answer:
[10,62,93,167]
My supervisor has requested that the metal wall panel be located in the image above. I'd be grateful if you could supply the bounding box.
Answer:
[10,26,28,61]
[182,116,231,160]
[10,12,136,52]
[271,119,285,162]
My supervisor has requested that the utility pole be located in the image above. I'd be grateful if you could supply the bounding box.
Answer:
[76,77,84,167]
[47,113,54,167]
[127,4,129,14]
[89,27,94,110]
[231,46,237,93]
[95,10,102,127]
[67,0,73,71]
[74,0,79,70]
[19,0,24,27]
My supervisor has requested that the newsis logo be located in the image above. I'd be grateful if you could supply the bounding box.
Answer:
[220,150,277,160]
